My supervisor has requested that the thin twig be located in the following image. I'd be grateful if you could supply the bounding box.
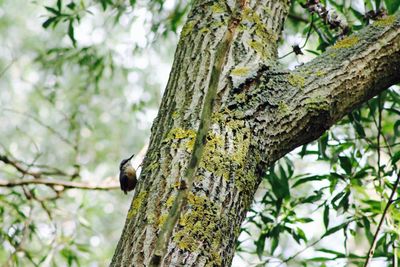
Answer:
[2,108,75,147]
[279,219,355,266]
[0,60,15,78]
[3,204,33,267]
[364,172,400,267]
[278,238,323,266]
[279,15,315,59]
[377,95,383,188]
[0,178,119,190]
[0,154,42,178]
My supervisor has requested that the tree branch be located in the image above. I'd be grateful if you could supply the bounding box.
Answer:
[247,14,400,166]
[0,178,119,190]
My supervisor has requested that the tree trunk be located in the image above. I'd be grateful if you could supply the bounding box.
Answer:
[111,1,400,265]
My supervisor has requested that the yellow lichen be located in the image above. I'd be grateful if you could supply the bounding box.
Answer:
[166,195,175,208]
[305,96,330,111]
[226,120,251,167]
[248,40,270,59]
[173,192,226,260]
[199,27,210,33]
[278,101,289,114]
[233,167,256,192]
[164,128,197,152]
[211,112,224,123]
[288,74,306,88]
[147,213,156,224]
[225,120,256,191]
[333,36,359,49]
[231,67,250,76]
[242,7,254,22]
[374,15,396,27]
[199,133,229,180]
[181,21,196,38]
[316,70,327,77]
[263,6,272,16]
[157,213,168,227]
[241,7,277,57]
[211,3,225,13]
[146,162,159,172]
[255,23,277,43]
[234,93,247,103]
[171,181,183,189]
[167,128,195,139]
[127,191,148,219]
[210,21,226,29]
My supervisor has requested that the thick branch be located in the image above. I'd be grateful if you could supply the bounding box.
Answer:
[247,14,400,165]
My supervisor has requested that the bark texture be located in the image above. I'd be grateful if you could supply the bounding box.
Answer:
[110,1,400,265]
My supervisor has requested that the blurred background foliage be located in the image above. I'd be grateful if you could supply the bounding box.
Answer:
[0,0,399,266]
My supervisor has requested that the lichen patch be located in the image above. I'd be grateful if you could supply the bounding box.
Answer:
[332,36,359,49]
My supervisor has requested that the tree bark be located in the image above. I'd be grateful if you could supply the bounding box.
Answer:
[110,0,400,265]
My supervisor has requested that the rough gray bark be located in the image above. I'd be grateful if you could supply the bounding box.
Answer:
[110,0,400,265]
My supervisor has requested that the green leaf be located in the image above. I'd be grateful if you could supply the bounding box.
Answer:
[350,7,365,21]
[362,217,374,243]
[323,205,329,229]
[301,191,323,203]
[394,120,400,136]
[67,2,76,10]
[338,190,350,211]
[292,175,328,188]
[375,0,382,10]
[323,222,349,237]
[339,156,352,175]
[365,0,374,11]
[317,248,345,257]
[292,227,307,244]
[45,6,60,15]
[308,257,336,262]
[57,0,62,11]
[392,151,400,165]
[297,217,313,223]
[318,133,329,159]
[255,233,267,259]
[42,17,57,28]
[268,167,290,200]
[332,191,345,207]
[385,0,400,14]
[60,248,78,267]
[68,20,76,47]
[299,144,308,158]
[271,236,279,255]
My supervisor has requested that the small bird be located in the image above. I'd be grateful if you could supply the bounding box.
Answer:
[119,154,137,194]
